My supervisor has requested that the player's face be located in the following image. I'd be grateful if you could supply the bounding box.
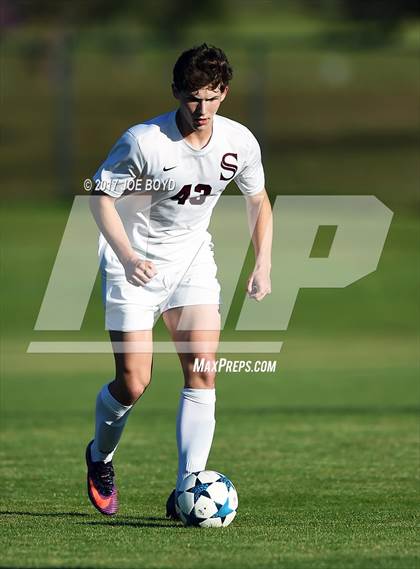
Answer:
[173,84,228,132]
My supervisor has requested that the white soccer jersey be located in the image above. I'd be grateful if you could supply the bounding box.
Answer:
[93,110,265,276]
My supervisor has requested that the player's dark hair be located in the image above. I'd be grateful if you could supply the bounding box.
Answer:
[173,43,233,93]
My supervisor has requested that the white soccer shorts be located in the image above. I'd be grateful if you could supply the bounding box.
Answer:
[101,244,221,331]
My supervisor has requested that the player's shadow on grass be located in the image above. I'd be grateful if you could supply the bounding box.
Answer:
[82,517,178,528]
[0,510,89,517]
[1,511,178,528]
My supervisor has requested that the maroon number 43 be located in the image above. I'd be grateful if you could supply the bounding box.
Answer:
[170,184,212,205]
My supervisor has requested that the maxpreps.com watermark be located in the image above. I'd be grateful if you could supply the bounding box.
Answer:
[83,177,175,192]
[193,358,277,373]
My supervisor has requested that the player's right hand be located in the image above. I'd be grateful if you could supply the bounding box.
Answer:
[124,256,157,287]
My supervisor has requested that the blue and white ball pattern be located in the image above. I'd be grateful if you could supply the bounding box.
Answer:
[176,470,238,528]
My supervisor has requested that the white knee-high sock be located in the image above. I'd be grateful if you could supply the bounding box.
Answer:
[176,388,216,489]
[91,384,133,463]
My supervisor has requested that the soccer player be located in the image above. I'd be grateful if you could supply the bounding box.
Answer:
[86,44,272,517]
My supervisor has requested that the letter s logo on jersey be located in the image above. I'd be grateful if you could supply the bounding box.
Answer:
[220,153,238,181]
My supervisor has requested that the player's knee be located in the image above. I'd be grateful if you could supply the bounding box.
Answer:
[115,367,151,403]
[127,381,150,403]
[185,354,216,388]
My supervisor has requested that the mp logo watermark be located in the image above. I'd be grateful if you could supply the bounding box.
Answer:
[27,195,393,354]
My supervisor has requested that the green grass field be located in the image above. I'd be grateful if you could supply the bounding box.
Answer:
[1,353,418,569]
[1,201,419,568]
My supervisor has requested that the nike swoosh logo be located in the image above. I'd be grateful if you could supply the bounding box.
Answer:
[163,165,177,171]
[89,478,113,509]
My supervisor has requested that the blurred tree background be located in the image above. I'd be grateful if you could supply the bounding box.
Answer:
[1,0,419,210]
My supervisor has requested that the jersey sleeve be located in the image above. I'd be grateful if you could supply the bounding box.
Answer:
[234,131,265,196]
[92,130,144,198]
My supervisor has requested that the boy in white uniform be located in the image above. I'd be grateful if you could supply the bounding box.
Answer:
[86,44,272,517]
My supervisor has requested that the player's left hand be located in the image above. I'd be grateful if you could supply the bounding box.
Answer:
[247,269,271,301]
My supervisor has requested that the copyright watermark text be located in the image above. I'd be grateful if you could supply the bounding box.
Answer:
[83,177,176,193]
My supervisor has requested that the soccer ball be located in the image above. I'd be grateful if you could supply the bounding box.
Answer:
[176,470,238,528]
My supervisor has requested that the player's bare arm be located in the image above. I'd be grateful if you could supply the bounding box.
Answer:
[89,192,157,286]
[245,189,272,301]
